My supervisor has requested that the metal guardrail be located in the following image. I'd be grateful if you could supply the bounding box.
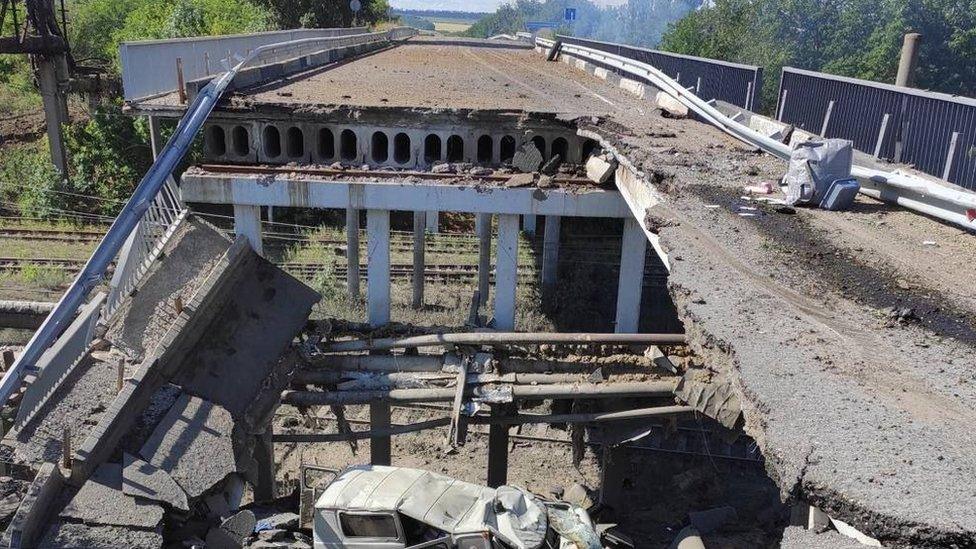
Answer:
[13,293,105,430]
[537,36,976,231]
[120,27,368,101]
[105,177,187,317]
[777,67,976,191]
[0,27,421,408]
[555,35,763,111]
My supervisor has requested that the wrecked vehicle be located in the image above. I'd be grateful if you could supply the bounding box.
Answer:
[313,465,603,549]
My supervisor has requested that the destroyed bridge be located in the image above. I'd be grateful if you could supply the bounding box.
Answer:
[1,26,976,549]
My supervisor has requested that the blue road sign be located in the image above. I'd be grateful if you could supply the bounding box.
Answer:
[565,8,577,21]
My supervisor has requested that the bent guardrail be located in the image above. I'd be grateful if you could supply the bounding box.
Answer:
[540,36,976,231]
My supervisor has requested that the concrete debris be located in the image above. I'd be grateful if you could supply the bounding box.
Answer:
[563,483,593,509]
[431,162,455,174]
[674,371,742,430]
[254,512,300,532]
[122,452,190,512]
[0,477,30,527]
[585,155,615,184]
[38,521,163,549]
[537,174,556,189]
[206,510,256,549]
[505,173,536,188]
[779,526,867,549]
[688,506,737,534]
[60,463,164,529]
[469,166,494,176]
[540,154,562,175]
[512,141,544,173]
[139,393,239,499]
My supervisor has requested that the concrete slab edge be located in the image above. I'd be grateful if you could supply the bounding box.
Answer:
[69,237,253,487]
[2,462,65,549]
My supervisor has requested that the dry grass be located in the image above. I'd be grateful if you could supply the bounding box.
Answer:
[432,20,472,34]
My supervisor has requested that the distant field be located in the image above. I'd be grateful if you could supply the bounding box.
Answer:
[431,19,473,33]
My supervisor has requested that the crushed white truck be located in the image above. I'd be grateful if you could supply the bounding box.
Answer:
[313,465,608,549]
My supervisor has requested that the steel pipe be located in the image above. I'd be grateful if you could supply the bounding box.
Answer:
[272,418,450,443]
[323,332,687,352]
[281,380,678,406]
[468,405,695,425]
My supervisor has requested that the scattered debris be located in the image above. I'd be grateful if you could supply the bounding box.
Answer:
[585,155,616,184]
[540,154,562,175]
[505,173,536,188]
[512,141,544,173]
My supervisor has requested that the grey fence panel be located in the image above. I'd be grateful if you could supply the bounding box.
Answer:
[556,35,763,111]
[120,27,368,101]
[777,67,976,190]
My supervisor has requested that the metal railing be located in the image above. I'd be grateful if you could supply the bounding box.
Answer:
[554,35,763,111]
[105,177,187,317]
[537,36,976,231]
[120,27,368,101]
[777,67,976,190]
[0,27,419,408]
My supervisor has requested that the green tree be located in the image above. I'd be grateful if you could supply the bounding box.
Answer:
[255,0,390,29]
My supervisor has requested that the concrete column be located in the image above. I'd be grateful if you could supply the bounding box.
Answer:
[233,204,263,256]
[426,211,439,233]
[615,218,646,333]
[522,215,537,236]
[346,208,360,300]
[412,211,425,309]
[542,215,561,294]
[370,401,392,466]
[486,407,510,488]
[476,213,492,308]
[896,33,922,88]
[148,115,164,161]
[494,214,519,331]
[254,430,275,501]
[366,209,391,327]
[36,56,68,177]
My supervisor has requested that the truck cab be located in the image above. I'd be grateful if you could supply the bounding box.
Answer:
[313,465,601,549]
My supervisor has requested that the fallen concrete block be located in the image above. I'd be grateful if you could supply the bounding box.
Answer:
[122,453,189,512]
[540,154,562,175]
[255,512,300,532]
[512,142,543,173]
[585,155,616,184]
[139,393,239,499]
[2,462,64,549]
[206,509,256,549]
[655,91,689,118]
[37,521,163,549]
[60,463,163,530]
[505,173,536,188]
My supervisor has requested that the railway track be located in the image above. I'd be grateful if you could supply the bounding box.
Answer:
[0,228,105,243]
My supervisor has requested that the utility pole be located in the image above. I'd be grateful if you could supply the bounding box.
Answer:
[1,0,72,177]
[895,32,922,88]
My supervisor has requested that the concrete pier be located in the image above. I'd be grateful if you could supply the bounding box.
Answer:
[232,204,263,256]
[366,209,391,327]
[615,218,646,333]
[494,214,520,331]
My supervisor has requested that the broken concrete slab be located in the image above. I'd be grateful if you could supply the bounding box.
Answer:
[60,463,163,529]
[2,463,64,549]
[206,509,256,549]
[779,526,866,549]
[122,452,189,512]
[37,521,163,549]
[512,142,543,173]
[172,248,319,426]
[104,217,234,361]
[505,173,535,188]
[139,393,239,499]
[585,155,615,184]
[540,154,562,175]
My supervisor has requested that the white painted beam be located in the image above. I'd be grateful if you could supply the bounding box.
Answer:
[366,209,391,327]
[426,210,439,233]
[412,211,425,309]
[615,218,646,333]
[541,215,560,289]
[494,214,519,331]
[346,208,360,300]
[476,213,492,308]
[180,173,632,218]
[233,204,263,256]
